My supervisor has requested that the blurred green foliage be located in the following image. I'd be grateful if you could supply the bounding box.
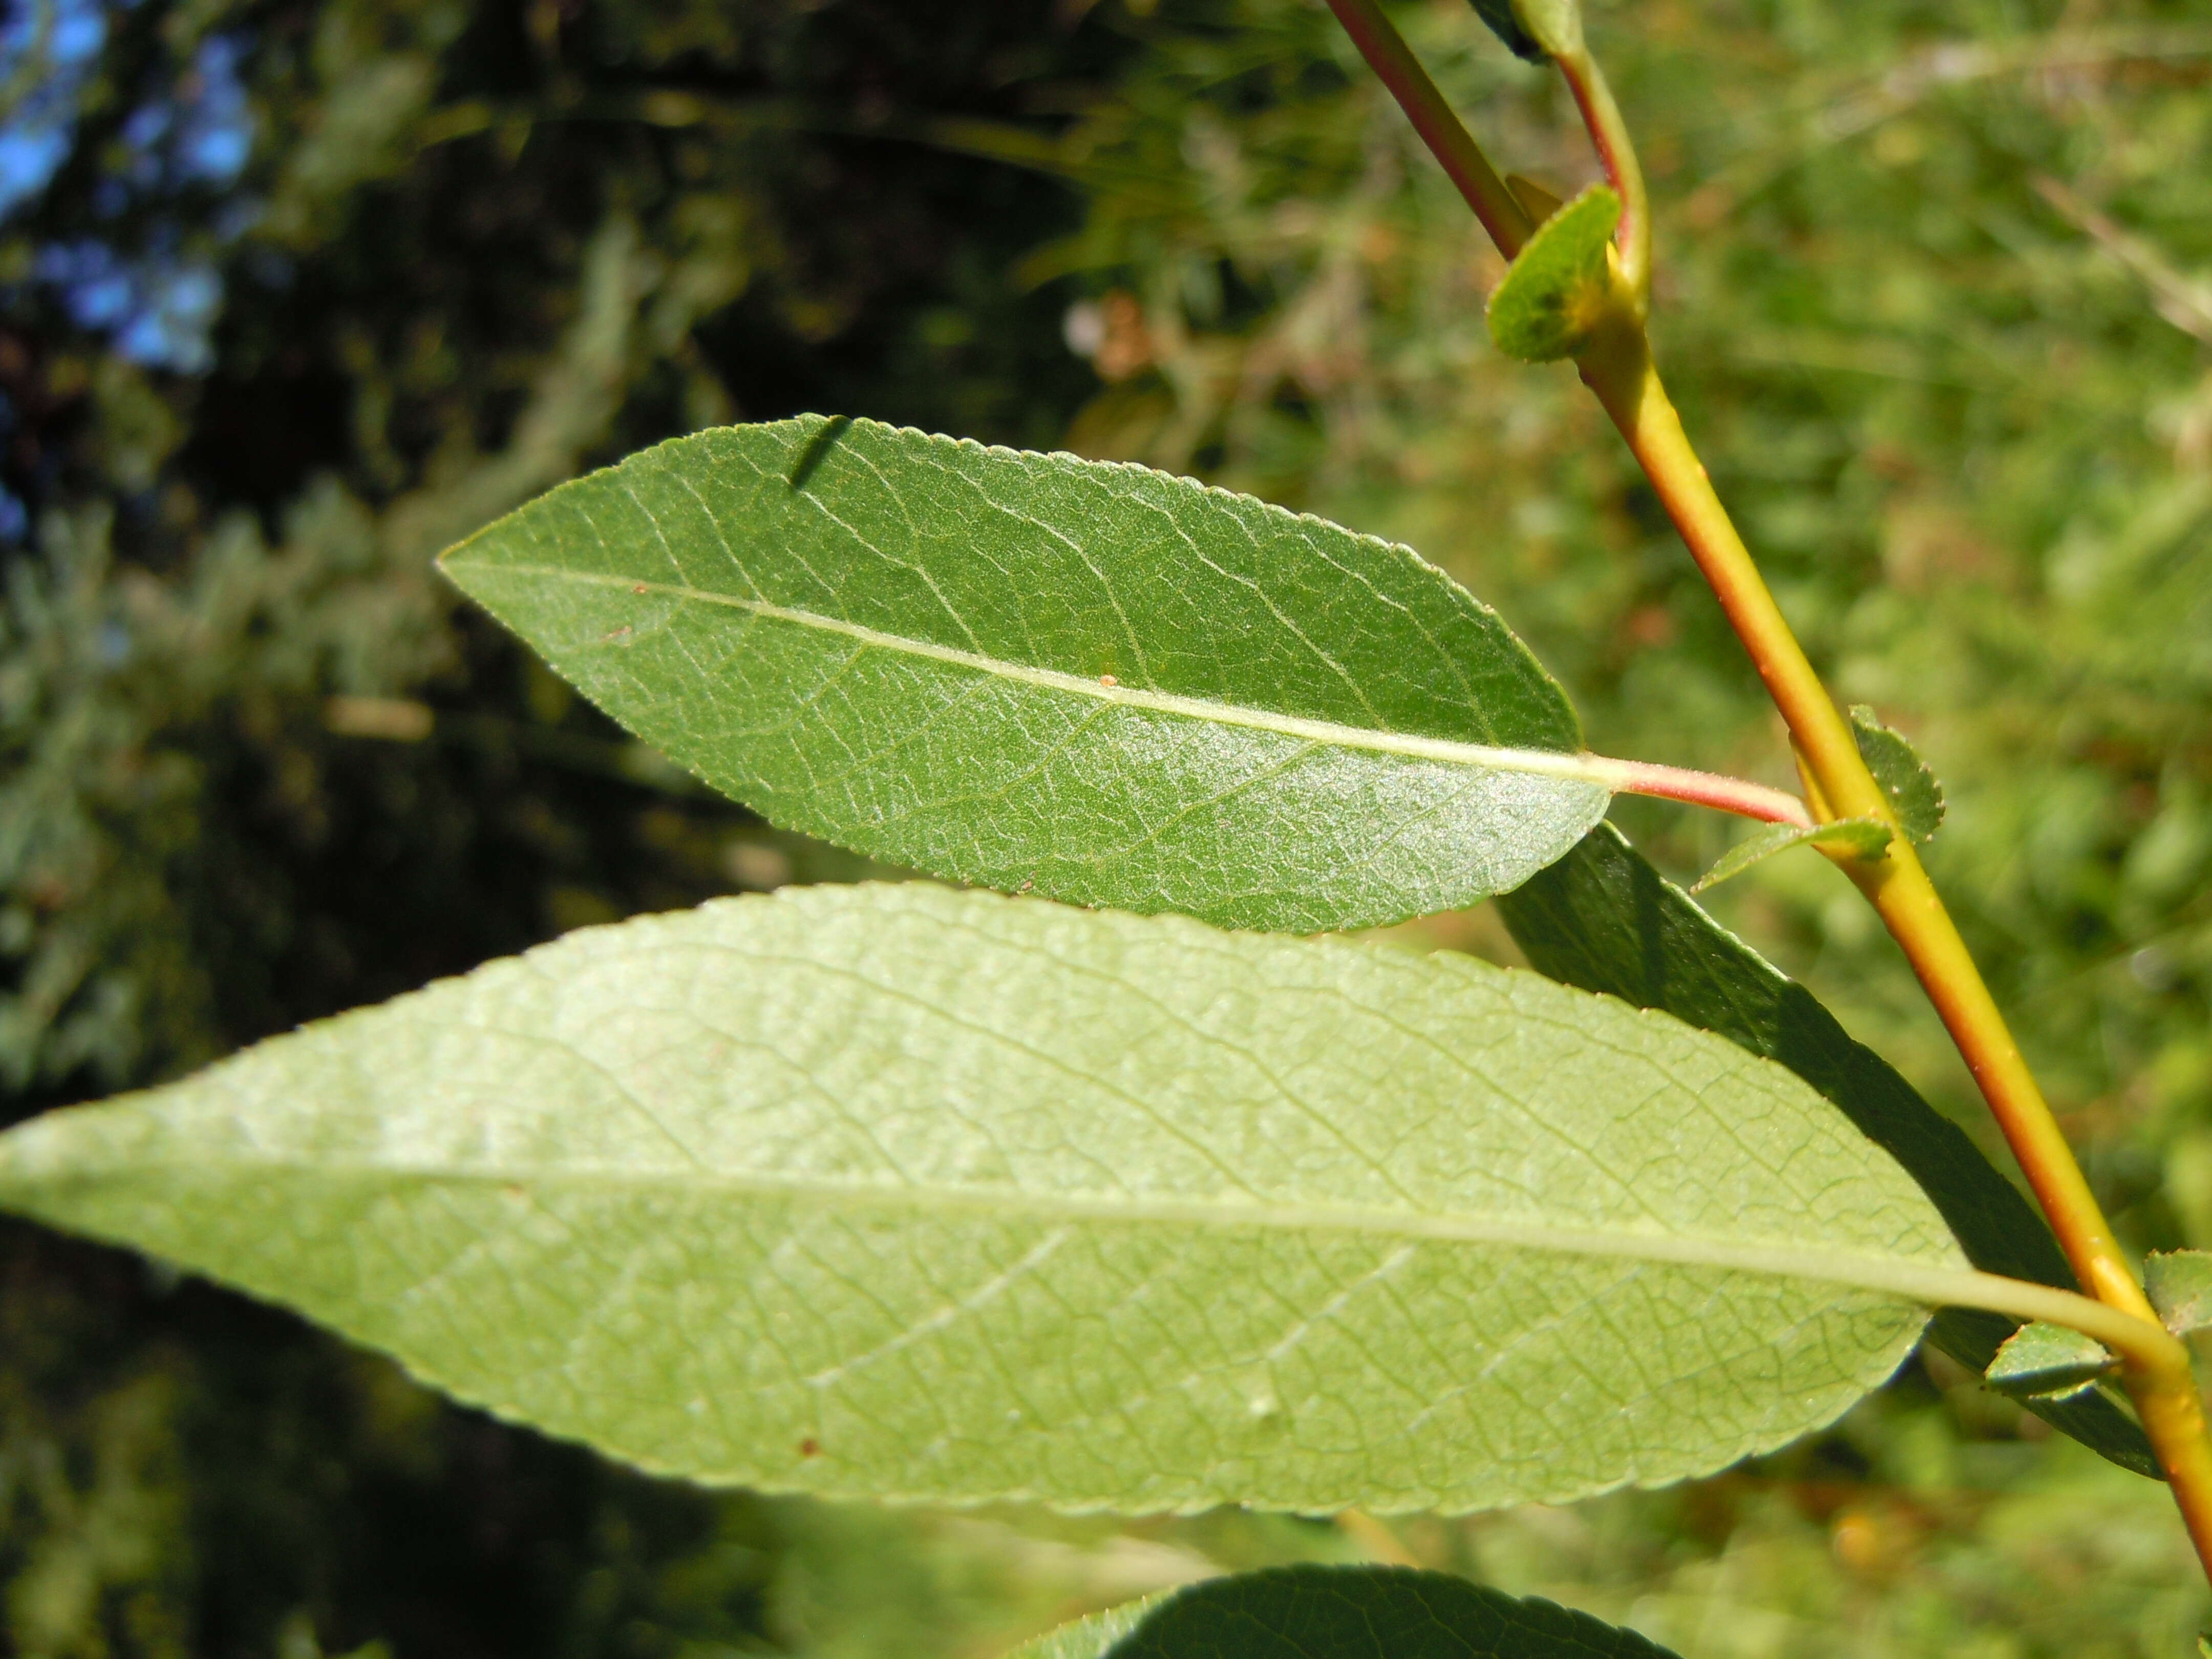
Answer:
[5,0,2212,1652]
[0,0,1111,1105]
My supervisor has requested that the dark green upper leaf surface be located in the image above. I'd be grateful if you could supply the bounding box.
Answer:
[1496,823,2159,1477]
[1104,1567,1681,1659]
[1849,707,1945,843]
[438,417,1605,933]
[1487,187,1620,363]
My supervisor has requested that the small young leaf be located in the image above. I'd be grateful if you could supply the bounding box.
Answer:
[440,416,1607,934]
[1486,186,1621,362]
[0,883,1963,1516]
[1984,1321,2116,1401]
[1105,1566,1680,1659]
[1849,706,1946,843]
[1689,817,1890,894]
[2144,1249,2212,1335]
[1467,1,1545,63]
[1496,823,2160,1477]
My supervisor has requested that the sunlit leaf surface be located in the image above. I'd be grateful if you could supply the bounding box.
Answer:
[0,883,1958,1513]
[439,416,1606,933]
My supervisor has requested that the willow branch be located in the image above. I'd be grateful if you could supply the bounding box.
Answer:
[1323,0,2212,1584]
[1321,0,1533,257]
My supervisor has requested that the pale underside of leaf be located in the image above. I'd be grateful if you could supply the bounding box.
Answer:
[0,884,1963,1516]
[438,417,1608,932]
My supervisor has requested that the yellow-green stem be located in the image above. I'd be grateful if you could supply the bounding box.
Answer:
[1575,315,2212,1578]
[1554,47,1650,309]
[1322,0,2212,1583]
[1571,321,2137,1300]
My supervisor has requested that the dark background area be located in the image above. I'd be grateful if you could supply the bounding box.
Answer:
[1,3,1140,1652]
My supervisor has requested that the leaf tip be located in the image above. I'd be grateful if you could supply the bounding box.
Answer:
[1984,1320,2116,1401]
[2145,1249,2212,1336]
[1687,817,1889,895]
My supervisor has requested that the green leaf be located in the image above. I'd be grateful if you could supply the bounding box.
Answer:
[1689,817,1890,893]
[1849,707,1945,843]
[1467,0,1582,62]
[1103,1566,1679,1659]
[1009,1600,1165,1659]
[1496,823,2161,1477]
[0,882,1962,1514]
[1486,187,1620,363]
[438,416,1607,934]
[2145,1249,2212,1335]
[1984,1321,2116,1401]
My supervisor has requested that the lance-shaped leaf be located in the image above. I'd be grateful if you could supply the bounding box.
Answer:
[2145,1250,2212,1336]
[1096,1566,1679,1659]
[438,416,1607,934]
[1487,187,1620,363]
[0,883,1964,1515]
[1689,817,1890,894]
[1984,1321,2115,1401]
[1496,823,2159,1476]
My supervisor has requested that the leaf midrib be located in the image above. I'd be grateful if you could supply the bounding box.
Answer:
[475,563,1617,789]
[27,1134,1971,1308]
